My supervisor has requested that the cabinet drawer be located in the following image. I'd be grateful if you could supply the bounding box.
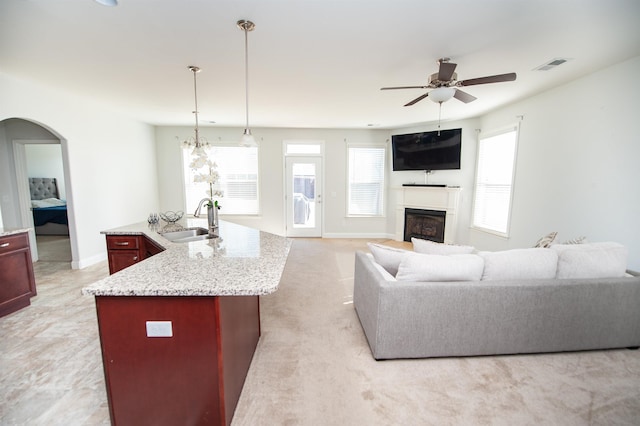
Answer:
[106,235,140,250]
[0,232,29,255]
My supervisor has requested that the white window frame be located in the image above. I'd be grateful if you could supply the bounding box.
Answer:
[471,125,519,237]
[182,143,260,216]
[346,144,386,217]
[283,140,324,157]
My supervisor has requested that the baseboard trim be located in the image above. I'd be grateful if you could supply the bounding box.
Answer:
[73,252,107,270]
[322,232,395,239]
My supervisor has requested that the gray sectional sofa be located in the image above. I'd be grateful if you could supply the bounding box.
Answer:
[354,245,640,360]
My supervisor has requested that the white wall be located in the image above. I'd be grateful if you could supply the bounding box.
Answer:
[155,126,390,237]
[0,72,159,268]
[469,56,640,270]
[389,119,480,245]
[25,144,66,200]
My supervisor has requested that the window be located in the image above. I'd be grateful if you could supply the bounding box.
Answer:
[472,127,518,235]
[183,146,259,215]
[347,146,385,216]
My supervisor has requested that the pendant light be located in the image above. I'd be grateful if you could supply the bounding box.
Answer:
[181,66,210,154]
[237,19,257,147]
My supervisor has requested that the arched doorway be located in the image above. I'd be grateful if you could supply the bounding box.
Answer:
[0,118,76,266]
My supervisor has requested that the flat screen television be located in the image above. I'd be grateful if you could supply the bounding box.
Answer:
[392,128,462,171]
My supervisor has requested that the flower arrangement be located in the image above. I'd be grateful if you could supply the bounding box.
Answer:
[189,146,223,208]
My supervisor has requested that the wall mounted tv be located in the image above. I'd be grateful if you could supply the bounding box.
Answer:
[392,128,462,171]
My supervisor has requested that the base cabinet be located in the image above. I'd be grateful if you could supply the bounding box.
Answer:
[106,235,165,275]
[95,295,260,426]
[0,232,36,317]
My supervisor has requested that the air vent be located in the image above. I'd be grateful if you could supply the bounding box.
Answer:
[534,58,571,71]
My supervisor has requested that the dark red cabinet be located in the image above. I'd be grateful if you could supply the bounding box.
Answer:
[96,295,260,426]
[106,234,164,275]
[0,232,36,317]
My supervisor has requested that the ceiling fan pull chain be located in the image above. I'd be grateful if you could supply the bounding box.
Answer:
[437,102,442,136]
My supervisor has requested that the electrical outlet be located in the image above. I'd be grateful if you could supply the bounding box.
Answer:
[146,321,173,337]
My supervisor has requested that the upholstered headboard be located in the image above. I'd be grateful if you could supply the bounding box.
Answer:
[29,178,60,200]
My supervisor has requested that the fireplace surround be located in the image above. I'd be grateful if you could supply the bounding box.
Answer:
[395,186,461,244]
[404,209,446,243]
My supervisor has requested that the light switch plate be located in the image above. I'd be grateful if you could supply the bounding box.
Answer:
[146,321,173,337]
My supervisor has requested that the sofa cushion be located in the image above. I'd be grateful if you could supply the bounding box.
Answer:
[551,242,628,279]
[411,237,475,255]
[396,252,484,282]
[365,253,397,281]
[479,248,558,280]
[367,243,410,276]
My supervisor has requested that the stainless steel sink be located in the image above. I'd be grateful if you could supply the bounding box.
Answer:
[159,227,218,243]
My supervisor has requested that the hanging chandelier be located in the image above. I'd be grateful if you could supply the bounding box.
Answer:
[181,65,210,154]
[237,19,257,147]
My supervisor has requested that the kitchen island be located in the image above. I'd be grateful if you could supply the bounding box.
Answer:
[82,219,291,426]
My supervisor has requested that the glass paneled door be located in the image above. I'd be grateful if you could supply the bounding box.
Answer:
[285,156,322,237]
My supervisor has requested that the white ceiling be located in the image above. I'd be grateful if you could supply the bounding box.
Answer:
[2,0,639,130]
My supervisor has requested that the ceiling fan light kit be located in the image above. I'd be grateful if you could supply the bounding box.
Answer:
[428,87,456,103]
[381,57,516,106]
[381,58,516,133]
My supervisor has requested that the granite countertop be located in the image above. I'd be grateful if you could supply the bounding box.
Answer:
[81,218,292,297]
[0,228,31,237]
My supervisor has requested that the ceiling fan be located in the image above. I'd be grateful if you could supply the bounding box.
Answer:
[381,58,517,107]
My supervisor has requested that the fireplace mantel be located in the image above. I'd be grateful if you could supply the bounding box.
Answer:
[394,186,461,243]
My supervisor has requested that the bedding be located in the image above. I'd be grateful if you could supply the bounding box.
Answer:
[29,178,69,236]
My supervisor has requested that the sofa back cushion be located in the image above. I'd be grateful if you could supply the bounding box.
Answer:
[411,237,475,255]
[551,242,628,279]
[367,243,410,276]
[479,248,558,281]
[396,252,484,282]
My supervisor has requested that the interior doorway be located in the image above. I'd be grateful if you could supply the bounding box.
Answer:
[0,118,75,266]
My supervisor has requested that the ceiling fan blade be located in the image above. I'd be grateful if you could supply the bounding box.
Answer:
[438,62,457,81]
[381,86,429,90]
[453,89,477,103]
[404,93,429,106]
[458,72,517,87]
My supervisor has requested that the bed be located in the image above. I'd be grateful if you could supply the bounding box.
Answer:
[29,177,69,236]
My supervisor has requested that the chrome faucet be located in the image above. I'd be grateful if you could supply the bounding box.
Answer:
[194,198,211,218]
[194,198,218,235]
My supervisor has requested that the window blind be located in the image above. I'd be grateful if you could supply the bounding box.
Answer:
[348,146,385,216]
[183,146,259,215]
[472,128,518,235]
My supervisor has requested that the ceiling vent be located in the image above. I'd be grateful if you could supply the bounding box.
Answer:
[534,58,571,71]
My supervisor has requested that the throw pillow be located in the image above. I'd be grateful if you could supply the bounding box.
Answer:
[533,231,557,248]
[551,242,628,279]
[367,243,411,276]
[411,237,475,255]
[562,236,587,245]
[396,252,484,282]
[479,248,558,280]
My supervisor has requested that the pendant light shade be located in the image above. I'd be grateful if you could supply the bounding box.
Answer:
[238,19,257,147]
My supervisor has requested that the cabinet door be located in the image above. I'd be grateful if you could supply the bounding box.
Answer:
[108,250,141,275]
[0,233,36,317]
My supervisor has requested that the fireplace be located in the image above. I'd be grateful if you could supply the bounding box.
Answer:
[403,208,446,243]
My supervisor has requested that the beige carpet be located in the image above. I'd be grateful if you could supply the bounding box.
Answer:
[1,238,639,425]
[233,238,640,425]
